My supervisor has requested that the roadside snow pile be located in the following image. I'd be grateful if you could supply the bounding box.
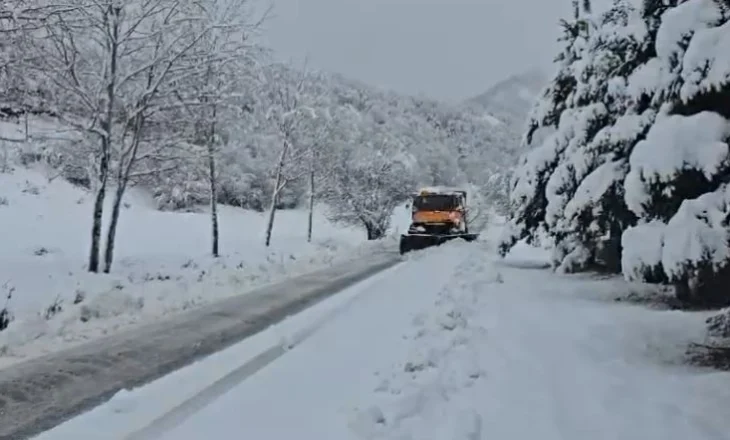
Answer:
[349,252,496,440]
[350,242,730,439]
[0,166,393,367]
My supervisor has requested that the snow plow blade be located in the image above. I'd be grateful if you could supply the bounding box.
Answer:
[399,233,478,255]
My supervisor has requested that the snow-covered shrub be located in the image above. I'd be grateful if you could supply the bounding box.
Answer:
[43,295,63,320]
[0,282,14,333]
[79,290,144,323]
[707,308,730,338]
[621,220,668,283]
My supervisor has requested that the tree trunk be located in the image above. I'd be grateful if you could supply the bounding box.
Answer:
[103,183,125,273]
[364,221,385,240]
[264,190,279,247]
[102,117,146,273]
[265,140,289,247]
[208,124,219,257]
[582,0,591,14]
[89,5,120,273]
[307,167,315,243]
[88,142,109,273]
[102,97,145,274]
[88,183,106,273]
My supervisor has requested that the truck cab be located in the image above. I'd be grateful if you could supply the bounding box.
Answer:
[408,188,468,235]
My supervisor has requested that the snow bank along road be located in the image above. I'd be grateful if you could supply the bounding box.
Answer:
[38,239,730,440]
[0,249,400,440]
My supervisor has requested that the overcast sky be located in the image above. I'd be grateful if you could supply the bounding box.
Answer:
[257,0,608,102]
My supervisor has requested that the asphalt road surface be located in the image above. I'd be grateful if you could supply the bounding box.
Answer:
[0,251,400,440]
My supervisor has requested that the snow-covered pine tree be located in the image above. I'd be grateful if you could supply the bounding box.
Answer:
[621,0,730,305]
[539,0,653,273]
[498,8,590,257]
[499,0,648,274]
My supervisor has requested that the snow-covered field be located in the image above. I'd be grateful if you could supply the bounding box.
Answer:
[0,165,400,368]
[35,227,730,440]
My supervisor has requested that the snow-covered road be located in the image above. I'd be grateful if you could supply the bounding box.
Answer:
[0,250,400,440]
[35,238,730,440]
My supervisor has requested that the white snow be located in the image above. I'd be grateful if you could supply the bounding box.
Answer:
[625,111,730,216]
[661,184,730,282]
[563,159,624,222]
[620,110,730,286]
[591,111,656,157]
[637,0,730,107]
[621,221,666,282]
[510,127,566,208]
[35,228,730,440]
[543,103,609,227]
[627,58,665,100]
[623,164,730,289]
[32,259,407,440]
[0,165,392,367]
[415,186,468,195]
[680,18,730,102]
[655,0,723,63]
[479,112,503,126]
[559,111,657,228]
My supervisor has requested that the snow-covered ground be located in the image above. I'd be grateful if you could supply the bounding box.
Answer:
[0,165,400,368]
[35,227,730,440]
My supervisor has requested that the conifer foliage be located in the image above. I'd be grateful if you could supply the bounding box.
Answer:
[502,0,730,305]
[622,0,730,305]
[501,0,648,272]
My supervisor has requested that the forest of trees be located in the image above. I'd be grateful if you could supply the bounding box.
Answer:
[499,0,730,307]
[0,0,520,273]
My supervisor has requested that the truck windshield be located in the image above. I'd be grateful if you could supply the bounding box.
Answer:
[413,194,457,211]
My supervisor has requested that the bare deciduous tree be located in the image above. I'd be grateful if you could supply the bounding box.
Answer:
[321,130,415,240]
[21,0,247,272]
[260,65,317,247]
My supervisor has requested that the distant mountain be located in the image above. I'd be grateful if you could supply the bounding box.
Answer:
[465,68,549,145]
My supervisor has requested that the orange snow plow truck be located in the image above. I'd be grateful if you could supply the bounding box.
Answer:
[399,187,479,255]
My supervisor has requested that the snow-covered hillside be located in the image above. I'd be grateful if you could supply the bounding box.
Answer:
[0,164,399,367]
[467,68,548,133]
